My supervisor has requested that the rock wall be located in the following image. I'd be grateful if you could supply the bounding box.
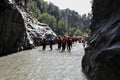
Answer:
[0,0,26,55]
[0,0,56,56]
[21,11,56,47]
[82,0,120,80]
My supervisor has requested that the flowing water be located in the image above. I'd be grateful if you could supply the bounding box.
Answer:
[0,43,87,80]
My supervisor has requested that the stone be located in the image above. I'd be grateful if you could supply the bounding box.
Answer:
[82,0,120,80]
[0,0,26,55]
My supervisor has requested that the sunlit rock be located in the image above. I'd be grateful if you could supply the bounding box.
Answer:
[20,11,56,47]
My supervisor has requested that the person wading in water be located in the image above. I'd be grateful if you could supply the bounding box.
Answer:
[67,37,72,51]
[62,36,67,51]
[49,38,53,50]
[57,37,62,50]
[42,38,46,50]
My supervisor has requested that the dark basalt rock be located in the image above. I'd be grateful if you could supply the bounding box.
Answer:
[0,0,26,55]
[82,0,120,80]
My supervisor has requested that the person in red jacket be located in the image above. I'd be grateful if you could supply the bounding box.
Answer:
[57,37,62,50]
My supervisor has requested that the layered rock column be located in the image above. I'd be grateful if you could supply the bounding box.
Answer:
[82,0,120,80]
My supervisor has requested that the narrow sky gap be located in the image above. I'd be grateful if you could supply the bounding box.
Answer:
[44,0,92,15]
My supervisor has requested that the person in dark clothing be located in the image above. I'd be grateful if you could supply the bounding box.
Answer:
[49,38,53,50]
[82,39,86,48]
[42,38,46,50]
[67,37,72,51]
[69,36,73,48]
[62,37,67,51]
[57,37,62,50]
[81,37,86,48]
[67,38,69,50]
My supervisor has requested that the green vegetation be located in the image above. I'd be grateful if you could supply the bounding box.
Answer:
[27,0,91,36]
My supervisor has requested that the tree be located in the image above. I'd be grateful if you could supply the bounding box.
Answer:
[27,0,91,36]
[27,0,41,19]
[38,13,57,31]
[49,16,57,31]
[74,29,82,36]
[56,18,66,36]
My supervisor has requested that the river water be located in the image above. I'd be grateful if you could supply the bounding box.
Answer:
[0,43,87,80]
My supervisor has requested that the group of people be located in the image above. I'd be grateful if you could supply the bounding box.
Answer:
[56,36,73,51]
[41,38,53,50]
[41,36,86,51]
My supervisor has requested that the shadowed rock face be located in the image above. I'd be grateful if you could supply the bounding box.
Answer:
[0,0,56,56]
[0,0,26,55]
[82,0,120,80]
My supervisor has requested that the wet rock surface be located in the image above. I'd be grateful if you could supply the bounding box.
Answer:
[0,0,56,55]
[21,11,56,47]
[0,43,87,80]
[82,0,120,80]
[0,0,26,55]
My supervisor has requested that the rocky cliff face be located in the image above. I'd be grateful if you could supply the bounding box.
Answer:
[21,11,56,47]
[0,0,26,55]
[82,0,120,80]
[0,0,56,56]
